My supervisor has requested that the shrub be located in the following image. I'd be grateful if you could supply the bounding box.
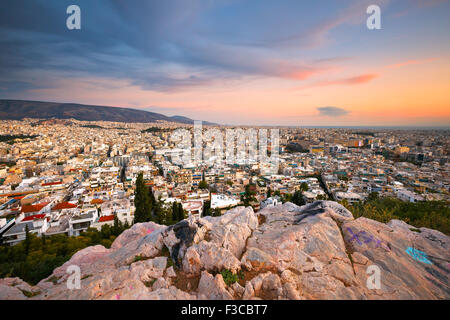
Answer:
[220,269,238,286]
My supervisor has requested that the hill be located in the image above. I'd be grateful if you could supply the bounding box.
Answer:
[0,100,216,125]
[0,201,448,300]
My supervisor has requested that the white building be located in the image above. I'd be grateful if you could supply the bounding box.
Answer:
[397,189,424,203]
[335,191,364,203]
[211,194,239,209]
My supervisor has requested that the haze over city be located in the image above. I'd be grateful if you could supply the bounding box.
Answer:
[0,0,449,126]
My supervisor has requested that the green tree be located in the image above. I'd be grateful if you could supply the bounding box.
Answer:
[292,190,305,206]
[24,225,31,255]
[202,200,211,216]
[41,234,47,253]
[172,202,179,223]
[242,184,257,206]
[198,180,208,190]
[113,216,123,236]
[282,193,293,203]
[101,224,111,239]
[134,172,152,223]
[212,208,222,217]
[300,182,309,192]
[148,187,156,205]
[177,203,185,221]
[368,192,379,202]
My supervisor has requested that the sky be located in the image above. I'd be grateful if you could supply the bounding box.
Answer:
[0,0,449,126]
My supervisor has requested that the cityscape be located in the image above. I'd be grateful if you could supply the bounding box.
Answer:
[0,119,449,246]
[0,0,449,306]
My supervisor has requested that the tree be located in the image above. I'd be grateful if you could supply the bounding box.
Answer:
[198,180,208,190]
[24,225,31,255]
[282,193,293,203]
[134,172,152,223]
[292,190,305,206]
[177,203,185,221]
[202,200,211,217]
[267,187,272,198]
[148,187,156,205]
[242,184,257,206]
[368,192,379,202]
[101,224,111,239]
[172,202,179,223]
[154,202,172,225]
[317,194,328,200]
[212,208,221,217]
[340,199,350,209]
[41,233,47,253]
[113,216,122,236]
[300,182,309,192]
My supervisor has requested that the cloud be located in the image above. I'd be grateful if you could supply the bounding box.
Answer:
[385,58,437,69]
[0,0,363,94]
[294,73,378,91]
[393,0,449,17]
[317,107,349,117]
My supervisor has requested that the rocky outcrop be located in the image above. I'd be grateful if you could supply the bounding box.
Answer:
[1,201,448,300]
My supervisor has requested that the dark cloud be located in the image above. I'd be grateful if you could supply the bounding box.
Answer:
[317,106,349,117]
[0,0,374,93]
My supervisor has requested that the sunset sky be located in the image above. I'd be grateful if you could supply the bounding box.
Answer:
[0,0,449,126]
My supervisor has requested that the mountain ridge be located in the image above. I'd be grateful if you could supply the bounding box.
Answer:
[0,100,216,125]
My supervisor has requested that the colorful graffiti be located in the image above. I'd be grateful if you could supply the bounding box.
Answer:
[405,247,432,265]
[346,227,390,251]
[147,228,154,234]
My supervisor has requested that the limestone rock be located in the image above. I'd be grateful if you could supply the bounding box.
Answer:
[197,271,233,300]
[1,201,448,300]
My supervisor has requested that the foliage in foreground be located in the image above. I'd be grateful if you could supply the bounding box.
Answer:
[0,221,129,285]
[343,197,450,235]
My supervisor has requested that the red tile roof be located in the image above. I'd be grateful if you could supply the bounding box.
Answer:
[98,215,115,222]
[41,181,63,186]
[21,202,49,213]
[52,202,78,211]
[22,214,46,222]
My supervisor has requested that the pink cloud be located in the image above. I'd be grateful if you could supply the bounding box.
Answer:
[385,58,437,69]
[293,73,378,91]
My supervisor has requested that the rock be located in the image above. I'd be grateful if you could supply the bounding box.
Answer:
[129,256,167,282]
[231,282,245,297]
[152,278,169,290]
[283,282,301,300]
[111,222,165,250]
[182,241,241,276]
[165,266,177,278]
[0,284,27,300]
[261,273,283,299]
[197,271,233,300]
[203,206,258,258]
[241,247,275,271]
[139,286,196,300]
[161,217,211,268]
[0,201,448,300]
[242,282,255,300]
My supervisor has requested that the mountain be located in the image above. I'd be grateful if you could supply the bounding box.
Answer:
[0,100,216,125]
[1,201,448,300]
